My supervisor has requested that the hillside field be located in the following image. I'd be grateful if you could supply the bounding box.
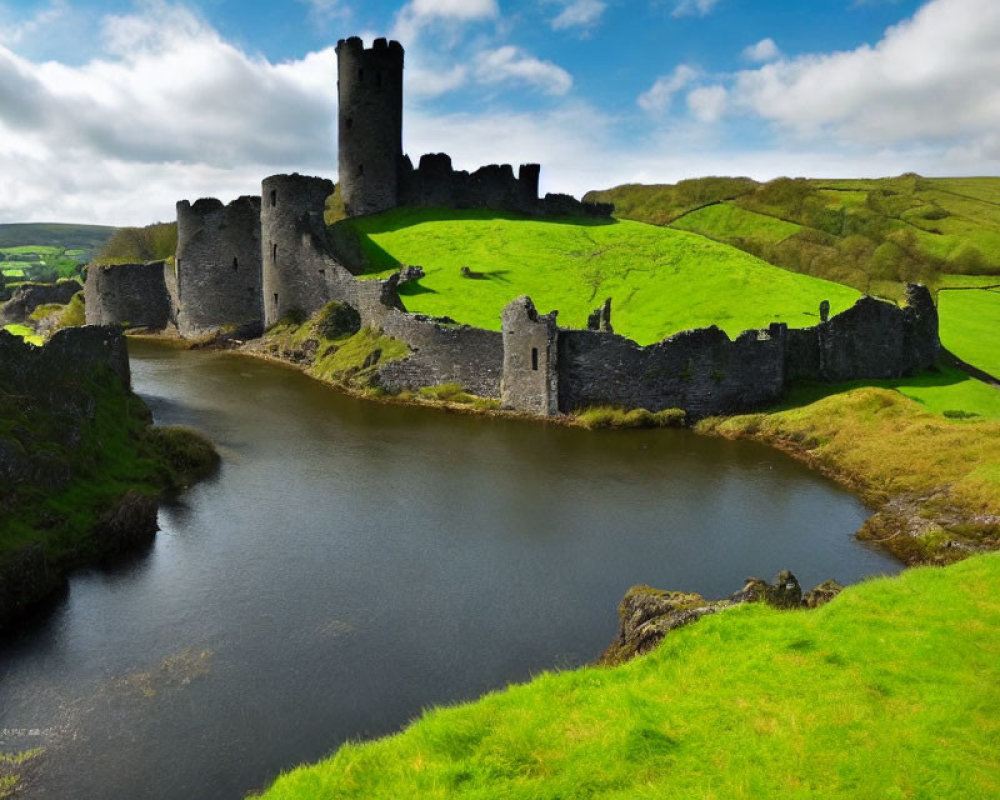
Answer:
[585,175,1000,295]
[937,275,1000,378]
[346,208,860,345]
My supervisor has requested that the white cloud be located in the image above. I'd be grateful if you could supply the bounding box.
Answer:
[637,64,699,113]
[687,85,727,121]
[550,0,608,31]
[671,0,722,18]
[409,0,498,20]
[742,37,780,63]
[474,46,573,95]
[729,0,1000,148]
[0,2,339,224]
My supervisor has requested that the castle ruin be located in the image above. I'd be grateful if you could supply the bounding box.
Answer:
[84,36,940,420]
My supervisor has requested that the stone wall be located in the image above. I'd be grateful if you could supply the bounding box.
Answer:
[397,152,612,218]
[0,280,81,325]
[260,173,359,327]
[175,195,263,337]
[84,261,171,331]
[558,323,788,419]
[356,275,504,397]
[786,284,939,382]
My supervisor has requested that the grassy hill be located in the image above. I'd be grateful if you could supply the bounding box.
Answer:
[343,208,860,345]
[585,175,1000,297]
[255,551,1000,800]
[0,222,114,251]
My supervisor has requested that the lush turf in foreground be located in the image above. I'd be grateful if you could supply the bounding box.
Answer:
[345,208,860,344]
[254,552,1000,800]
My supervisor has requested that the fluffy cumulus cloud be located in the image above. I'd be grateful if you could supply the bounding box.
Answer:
[474,46,573,95]
[671,0,722,18]
[742,37,780,63]
[549,0,608,31]
[727,0,1000,148]
[0,2,340,224]
[637,64,699,113]
[686,85,727,121]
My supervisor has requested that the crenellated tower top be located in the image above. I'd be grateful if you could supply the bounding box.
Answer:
[335,37,405,217]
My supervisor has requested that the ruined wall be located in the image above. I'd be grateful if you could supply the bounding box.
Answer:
[0,324,130,391]
[0,280,81,325]
[558,324,788,419]
[261,174,359,327]
[336,37,404,217]
[501,296,559,414]
[355,276,504,397]
[84,261,171,330]
[397,153,612,218]
[786,284,939,382]
[175,196,263,337]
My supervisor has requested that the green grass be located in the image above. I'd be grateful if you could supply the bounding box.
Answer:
[704,387,1000,516]
[937,278,1000,377]
[1,356,218,564]
[2,324,44,346]
[0,246,62,256]
[346,208,860,344]
[670,202,802,244]
[254,552,1000,800]
[585,175,1000,291]
[779,365,1000,422]
[574,406,686,429]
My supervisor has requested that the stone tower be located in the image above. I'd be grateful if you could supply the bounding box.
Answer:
[336,36,404,217]
[174,196,263,338]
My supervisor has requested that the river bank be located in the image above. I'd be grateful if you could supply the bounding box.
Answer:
[0,326,218,631]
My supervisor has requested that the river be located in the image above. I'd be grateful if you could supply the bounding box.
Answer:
[0,339,899,798]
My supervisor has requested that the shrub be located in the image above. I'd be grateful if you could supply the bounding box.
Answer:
[575,406,685,429]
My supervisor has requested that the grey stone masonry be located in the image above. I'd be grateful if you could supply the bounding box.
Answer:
[558,323,787,419]
[261,173,359,327]
[175,196,263,338]
[336,37,404,217]
[84,261,171,330]
[0,280,80,325]
[501,296,560,414]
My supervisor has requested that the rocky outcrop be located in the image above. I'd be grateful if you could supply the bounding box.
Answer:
[0,326,216,631]
[600,570,843,665]
[0,280,81,325]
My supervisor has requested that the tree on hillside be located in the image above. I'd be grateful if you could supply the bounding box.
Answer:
[94,222,177,264]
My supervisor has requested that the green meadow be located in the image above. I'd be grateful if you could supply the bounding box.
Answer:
[937,276,1000,378]
[255,552,1000,800]
[586,175,1000,293]
[346,208,860,344]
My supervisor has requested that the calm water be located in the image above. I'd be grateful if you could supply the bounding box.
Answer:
[0,340,899,799]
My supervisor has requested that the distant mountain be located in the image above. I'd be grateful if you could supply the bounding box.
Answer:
[0,222,115,252]
[585,175,1000,297]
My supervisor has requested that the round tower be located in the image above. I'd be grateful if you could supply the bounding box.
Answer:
[261,173,336,327]
[336,36,404,217]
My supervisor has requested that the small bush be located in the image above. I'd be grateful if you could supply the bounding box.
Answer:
[418,383,474,403]
[576,406,686,429]
[142,426,220,490]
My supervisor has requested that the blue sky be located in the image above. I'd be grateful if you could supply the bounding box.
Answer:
[0,0,996,224]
